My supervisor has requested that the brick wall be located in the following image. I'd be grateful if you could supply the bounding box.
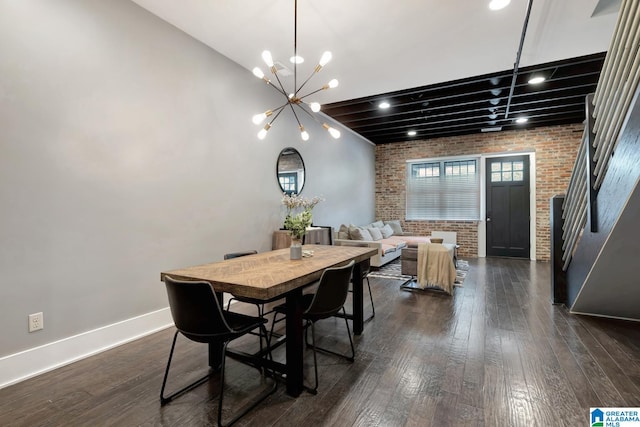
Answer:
[375,124,583,261]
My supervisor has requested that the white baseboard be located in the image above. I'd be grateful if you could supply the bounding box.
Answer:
[0,307,173,389]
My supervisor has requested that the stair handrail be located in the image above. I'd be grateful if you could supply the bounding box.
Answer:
[561,0,640,270]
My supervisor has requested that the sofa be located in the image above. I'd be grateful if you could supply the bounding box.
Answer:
[333,220,435,267]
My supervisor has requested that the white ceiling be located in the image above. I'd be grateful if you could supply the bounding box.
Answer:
[130,0,619,105]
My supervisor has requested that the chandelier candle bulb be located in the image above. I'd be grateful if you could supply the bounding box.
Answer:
[258,123,271,140]
[319,51,332,67]
[300,126,309,141]
[323,123,341,139]
[262,50,274,67]
[252,67,265,79]
[309,102,321,112]
[252,110,272,125]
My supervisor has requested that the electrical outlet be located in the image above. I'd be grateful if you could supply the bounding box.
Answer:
[28,312,43,332]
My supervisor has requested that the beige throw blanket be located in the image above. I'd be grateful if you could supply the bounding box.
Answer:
[417,243,456,294]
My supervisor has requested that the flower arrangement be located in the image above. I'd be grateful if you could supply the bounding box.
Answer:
[281,193,323,215]
[284,208,312,240]
[281,193,324,240]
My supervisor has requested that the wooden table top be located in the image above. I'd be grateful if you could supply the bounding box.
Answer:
[160,245,377,300]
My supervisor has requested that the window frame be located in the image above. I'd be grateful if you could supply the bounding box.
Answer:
[278,172,298,195]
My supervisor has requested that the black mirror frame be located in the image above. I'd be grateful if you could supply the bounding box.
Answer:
[276,147,306,195]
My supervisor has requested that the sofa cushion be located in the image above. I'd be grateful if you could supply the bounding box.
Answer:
[384,220,404,235]
[396,235,431,246]
[368,227,383,240]
[371,220,385,228]
[347,225,359,239]
[380,224,394,238]
[380,243,398,255]
[338,224,350,240]
[350,227,373,241]
[378,237,407,252]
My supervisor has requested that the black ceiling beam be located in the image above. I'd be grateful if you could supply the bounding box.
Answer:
[325,70,600,122]
[322,52,605,144]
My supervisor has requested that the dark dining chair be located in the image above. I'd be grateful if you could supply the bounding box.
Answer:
[269,260,356,394]
[224,250,261,316]
[224,251,285,345]
[345,243,375,320]
[160,276,276,427]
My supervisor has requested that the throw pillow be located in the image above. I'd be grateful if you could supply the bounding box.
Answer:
[338,224,350,240]
[384,220,403,235]
[380,224,394,238]
[368,227,383,241]
[350,227,373,241]
[371,220,385,228]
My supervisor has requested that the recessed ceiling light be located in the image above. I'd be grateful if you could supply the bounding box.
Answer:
[407,130,417,136]
[289,56,304,64]
[515,117,528,124]
[489,0,511,10]
[528,76,546,85]
[379,101,390,109]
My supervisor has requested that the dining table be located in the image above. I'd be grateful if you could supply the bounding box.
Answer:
[160,244,377,397]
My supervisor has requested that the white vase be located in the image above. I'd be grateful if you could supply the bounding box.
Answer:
[290,238,302,260]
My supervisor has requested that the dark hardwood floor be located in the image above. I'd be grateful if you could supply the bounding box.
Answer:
[2,257,640,426]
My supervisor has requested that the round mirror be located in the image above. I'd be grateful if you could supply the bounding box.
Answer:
[276,147,305,195]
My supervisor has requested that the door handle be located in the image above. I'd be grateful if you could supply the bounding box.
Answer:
[486,217,492,222]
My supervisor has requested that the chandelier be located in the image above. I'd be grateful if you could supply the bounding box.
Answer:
[251,0,341,141]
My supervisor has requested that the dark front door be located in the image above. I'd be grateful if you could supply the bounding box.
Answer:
[486,155,530,258]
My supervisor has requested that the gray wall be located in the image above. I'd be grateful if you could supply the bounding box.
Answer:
[0,0,374,358]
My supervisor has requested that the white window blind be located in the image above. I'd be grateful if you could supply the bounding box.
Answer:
[406,158,480,220]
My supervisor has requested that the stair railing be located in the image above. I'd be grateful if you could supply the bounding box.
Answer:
[561,0,640,270]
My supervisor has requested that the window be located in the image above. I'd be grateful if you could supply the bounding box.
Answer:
[411,162,440,178]
[490,160,524,182]
[278,173,298,195]
[406,157,480,220]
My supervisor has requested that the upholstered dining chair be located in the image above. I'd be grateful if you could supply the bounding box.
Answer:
[269,260,356,394]
[161,276,276,427]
